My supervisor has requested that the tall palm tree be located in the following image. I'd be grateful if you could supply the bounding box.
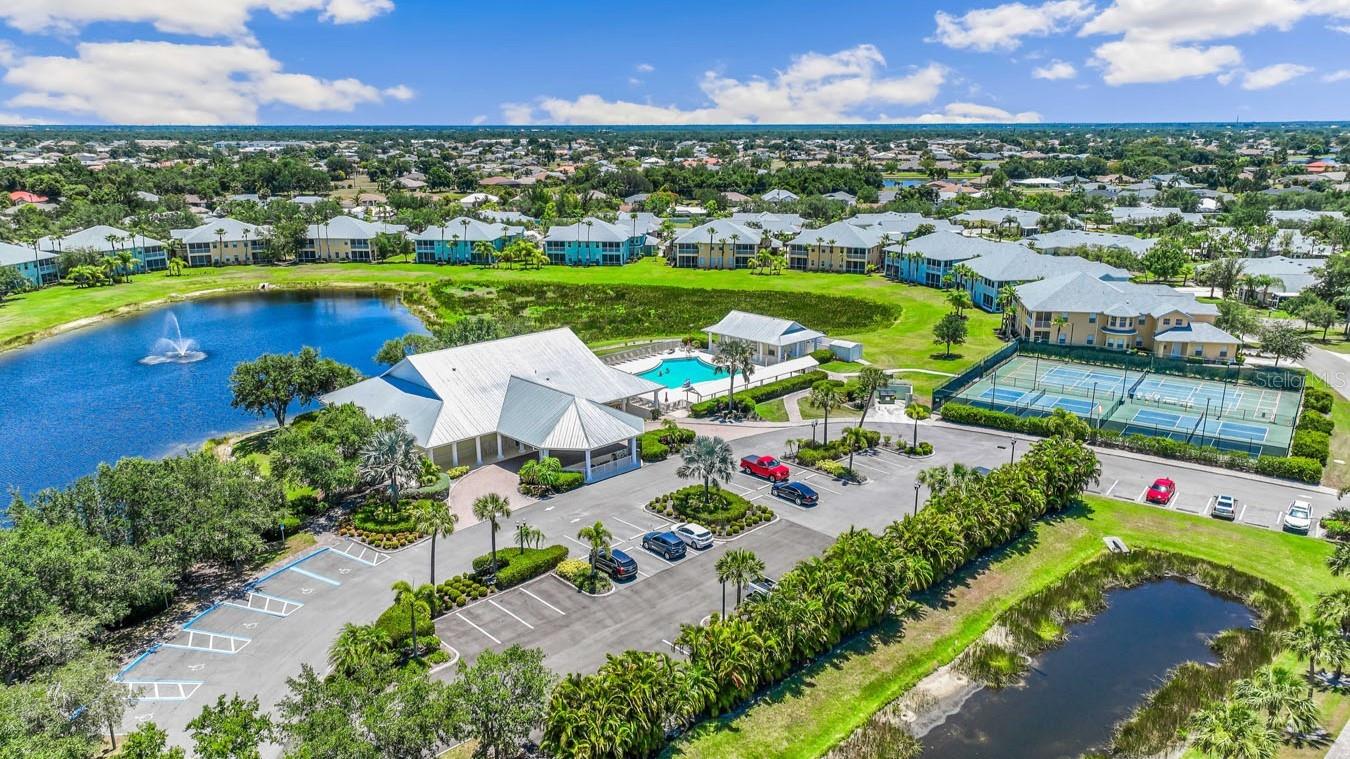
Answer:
[358,426,422,507]
[115,249,136,282]
[677,435,735,501]
[412,499,458,586]
[916,465,951,496]
[716,549,765,609]
[514,522,544,554]
[711,340,754,418]
[905,402,930,448]
[390,580,436,660]
[1186,701,1279,759]
[327,623,390,676]
[472,493,512,573]
[849,366,888,470]
[577,520,613,583]
[1234,665,1320,732]
[1282,619,1338,689]
[807,383,843,443]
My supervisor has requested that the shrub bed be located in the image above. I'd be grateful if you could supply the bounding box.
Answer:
[1297,409,1334,434]
[809,348,836,364]
[339,499,430,549]
[374,599,438,650]
[637,425,696,463]
[1305,386,1334,414]
[940,402,1325,484]
[1292,429,1331,464]
[646,486,775,537]
[791,428,880,467]
[434,573,492,611]
[904,441,934,457]
[557,557,612,594]
[689,370,828,418]
[472,545,569,588]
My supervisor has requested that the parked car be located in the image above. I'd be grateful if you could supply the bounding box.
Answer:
[673,522,713,550]
[1211,494,1237,520]
[1145,477,1176,505]
[642,531,687,560]
[747,576,777,600]
[772,481,819,506]
[1284,500,1313,533]
[740,455,790,481]
[592,548,639,580]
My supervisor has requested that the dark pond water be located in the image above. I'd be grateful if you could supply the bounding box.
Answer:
[0,291,424,499]
[922,578,1255,759]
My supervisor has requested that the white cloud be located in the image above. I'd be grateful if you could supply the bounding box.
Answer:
[0,0,394,38]
[504,44,958,124]
[1334,23,1350,33]
[1079,0,1350,85]
[635,63,654,73]
[3,40,410,124]
[1032,59,1077,79]
[382,84,414,101]
[1238,62,1312,89]
[932,0,1094,51]
[1089,38,1242,84]
[1324,69,1350,82]
[0,41,15,67]
[0,112,51,125]
[901,102,1043,123]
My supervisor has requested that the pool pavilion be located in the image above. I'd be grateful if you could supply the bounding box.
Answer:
[322,328,664,483]
[704,310,826,366]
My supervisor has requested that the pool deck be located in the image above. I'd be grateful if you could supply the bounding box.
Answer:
[614,352,819,406]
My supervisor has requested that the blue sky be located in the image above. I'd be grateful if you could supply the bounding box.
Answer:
[1,0,1348,125]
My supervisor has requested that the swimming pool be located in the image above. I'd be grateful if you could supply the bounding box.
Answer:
[636,356,725,388]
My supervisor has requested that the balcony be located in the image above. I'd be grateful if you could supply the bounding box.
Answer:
[1101,324,1137,335]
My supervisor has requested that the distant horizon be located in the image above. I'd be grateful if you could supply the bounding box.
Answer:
[2,120,1346,131]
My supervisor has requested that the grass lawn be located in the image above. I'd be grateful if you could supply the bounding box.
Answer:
[755,398,790,422]
[1308,374,1350,491]
[667,495,1348,759]
[0,259,1003,401]
[817,360,865,374]
[796,399,862,421]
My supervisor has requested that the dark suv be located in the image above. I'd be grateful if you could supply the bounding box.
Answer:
[641,531,687,560]
[592,548,639,580]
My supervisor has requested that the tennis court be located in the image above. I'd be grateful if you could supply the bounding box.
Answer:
[945,353,1299,456]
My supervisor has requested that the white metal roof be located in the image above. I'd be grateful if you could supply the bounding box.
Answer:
[39,224,165,253]
[171,218,265,243]
[704,310,824,347]
[323,328,660,449]
[0,241,54,267]
[673,219,762,246]
[497,377,644,450]
[305,215,406,240]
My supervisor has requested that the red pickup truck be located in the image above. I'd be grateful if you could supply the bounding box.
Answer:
[740,455,790,481]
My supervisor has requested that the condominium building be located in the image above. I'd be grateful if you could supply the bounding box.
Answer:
[542,217,646,266]
[301,216,407,262]
[171,218,267,266]
[39,225,168,272]
[412,217,524,264]
[785,221,884,273]
[0,241,58,286]
[671,220,763,269]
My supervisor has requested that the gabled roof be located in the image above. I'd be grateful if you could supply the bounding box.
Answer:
[1026,229,1156,255]
[0,241,55,267]
[171,218,265,243]
[1155,322,1240,345]
[411,217,522,242]
[788,220,883,249]
[888,231,1024,262]
[847,212,961,237]
[1015,273,1219,318]
[963,248,1130,284]
[543,217,632,243]
[673,219,762,246]
[306,215,406,240]
[762,188,799,202]
[39,224,164,253]
[496,377,644,450]
[704,310,824,347]
[953,208,1043,227]
[322,328,659,448]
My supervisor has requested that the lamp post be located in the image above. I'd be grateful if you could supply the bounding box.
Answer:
[912,482,921,516]
[997,437,1018,465]
[811,419,819,446]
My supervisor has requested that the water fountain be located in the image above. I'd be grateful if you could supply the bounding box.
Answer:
[140,312,207,364]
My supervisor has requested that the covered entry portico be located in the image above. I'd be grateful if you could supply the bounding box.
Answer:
[497,376,644,483]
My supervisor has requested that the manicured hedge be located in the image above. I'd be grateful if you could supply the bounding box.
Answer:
[556,472,584,492]
[472,545,569,588]
[689,370,828,417]
[1292,429,1331,465]
[940,402,1325,484]
[646,486,774,536]
[810,348,836,364]
[375,599,437,648]
[637,426,696,462]
[1298,409,1334,434]
[792,428,880,467]
[1305,386,1334,414]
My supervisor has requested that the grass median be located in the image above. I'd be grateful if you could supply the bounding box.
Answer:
[666,495,1347,759]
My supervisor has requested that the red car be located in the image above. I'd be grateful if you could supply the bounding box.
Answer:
[740,455,790,481]
[1145,477,1176,505]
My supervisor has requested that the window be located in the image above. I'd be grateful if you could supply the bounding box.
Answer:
[1193,347,1203,357]
[1219,349,1229,358]
[1162,318,1171,326]
[1088,314,1096,324]
[1058,333,1067,345]
[1086,335,1095,345]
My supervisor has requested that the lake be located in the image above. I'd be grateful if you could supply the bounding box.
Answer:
[921,578,1255,758]
[0,290,425,498]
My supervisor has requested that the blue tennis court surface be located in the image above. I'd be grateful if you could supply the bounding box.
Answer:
[1129,409,1268,441]
[1035,395,1095,415]
[1043,366,1128,387]
[981,387,1027,404]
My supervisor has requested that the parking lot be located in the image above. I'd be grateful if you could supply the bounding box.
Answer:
[120,418,1343,749]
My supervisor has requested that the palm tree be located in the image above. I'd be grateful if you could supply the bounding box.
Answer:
[1186,701,1279,759]
[472,493,512,574]
[358,426,422,507]
[1329,542,1350,576]
[514,522,544,554]
[1282,619,1338,689]
[711,340,754,418]
[1234,665,1320,732]
[807,383,843,443]
[716,549,765,609]
[678,435,735,501]
[115,249,137,282]
[327,623,390,676]
[1052,314,1070,344]
[390,580,437,660]
[849,365,888,472]
[166,256,185,277]
[411,499,458,586]
[916,465,951,496]
[996,284,1018,336]
[905,403,931,448]
[214,227,226,262]
[577,520,613,584]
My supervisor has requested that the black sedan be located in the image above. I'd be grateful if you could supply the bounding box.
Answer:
[771,481,819,506]
[641,531,687,560]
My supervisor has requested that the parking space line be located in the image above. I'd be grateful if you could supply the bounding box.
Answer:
[456,612,501,644]
[851,460,889,474]
[612,516,649,534]
[640,546,679,566]
[1238,504,1248,523]
[519,588,565,615]
[288,566,340,586]
[488,599,534,630]
[1104,479,1118,496]
[327,542,389,567]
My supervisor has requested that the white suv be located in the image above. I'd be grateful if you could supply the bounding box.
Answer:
[673,522,713,549]
[1284,501,1313,533]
